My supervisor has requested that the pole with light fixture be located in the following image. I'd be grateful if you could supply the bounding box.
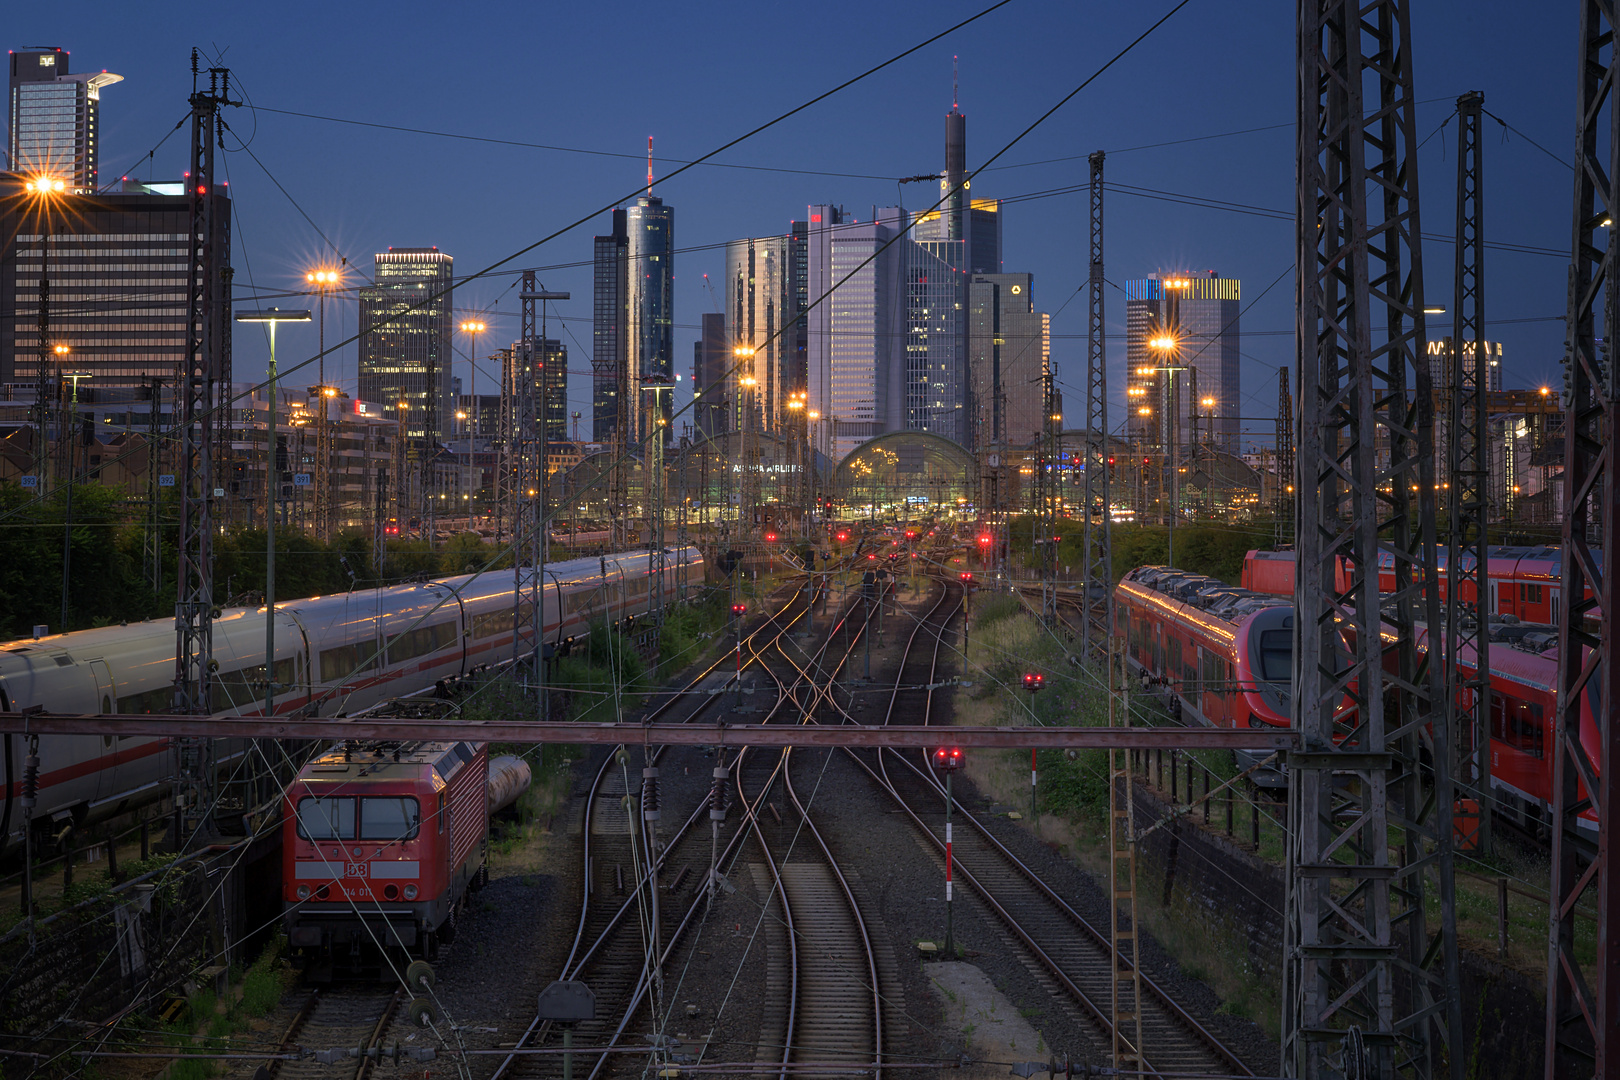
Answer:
[25,175,66,487]
[306,267,341,539]
[459,319,485,531]
[235,308,311,719]
[59,363,90,631]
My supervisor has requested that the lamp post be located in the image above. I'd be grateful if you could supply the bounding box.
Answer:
[459,319,485,530]
[306,267,341,539]
[26,175,66,486]
[59,361,90,631]
[236,308,311,718]
[734,347,757,539]
[1147,336,1190,567]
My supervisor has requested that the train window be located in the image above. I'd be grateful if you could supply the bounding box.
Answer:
[387,622,458,664]
[1520,584,1543,604]
[320,644,379,684]
[213,657,298,708]
[1491,694,1545,759]
[359,797,420,841]
[1257,630,1292,683]
[118,686,174,714]
[296,796,356,840]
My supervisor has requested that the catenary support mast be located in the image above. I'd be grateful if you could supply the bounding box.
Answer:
[1547,5,1620,1075]
[172,55,235,842]
[1287,3,1461,1077]
[1275,368,1293,550]
[1081,150,1111,659]
[1447,89,1491,855]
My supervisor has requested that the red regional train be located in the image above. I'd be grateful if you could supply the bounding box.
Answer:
[1241,546,1572,625]
[1122,565,1601,828]
[282,740,489,977]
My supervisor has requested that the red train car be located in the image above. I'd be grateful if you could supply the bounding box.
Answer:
[1115,567,1295,786]
[1241,545,1577,625]
[1125,564,1601,827]
[282,741,488,977]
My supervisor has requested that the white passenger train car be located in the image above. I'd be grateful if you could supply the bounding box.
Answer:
[0,547,703,850]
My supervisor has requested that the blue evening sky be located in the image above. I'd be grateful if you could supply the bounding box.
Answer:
[10,0,1575,450]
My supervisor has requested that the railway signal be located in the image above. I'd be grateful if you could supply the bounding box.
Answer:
[1023,674,1045,819]
[931,745,963,956]
[1023,672,1046,693]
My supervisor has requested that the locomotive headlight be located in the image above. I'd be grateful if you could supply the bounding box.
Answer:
[403,884,418,900]
[296,884,311,900]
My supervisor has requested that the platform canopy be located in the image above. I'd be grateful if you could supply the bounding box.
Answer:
[832,431,978,518]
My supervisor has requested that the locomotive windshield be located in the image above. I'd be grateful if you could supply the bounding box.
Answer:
[359,797,421,841]
[296,796,420,841]
[1257,629,1292,682]
[297,796,355,839]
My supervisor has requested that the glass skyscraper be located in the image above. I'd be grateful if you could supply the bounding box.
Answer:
[626,195,674,446]
[8,48,121,194]
[359,247,455,447]
[967,273,1049,450]
[1125,273,1241,454]
[591,209,627,443]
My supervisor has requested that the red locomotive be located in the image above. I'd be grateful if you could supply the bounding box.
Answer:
[282,740,488,977]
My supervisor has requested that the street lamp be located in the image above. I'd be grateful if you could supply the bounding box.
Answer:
[305,267,342,539]
[236,307,311,719]
[459,320,486,529]
[26,175,68,484]
[58,361,91,631]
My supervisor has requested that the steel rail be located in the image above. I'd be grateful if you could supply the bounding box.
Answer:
[490,577,821,1080]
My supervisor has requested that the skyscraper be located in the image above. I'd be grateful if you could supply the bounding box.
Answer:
[627,194,674,445]
[1125,273,1241,454]
[693,312,728,438]
[507,338,567,444]
[592,209,627,443]
[358,248,454,446]
[0,176,224,389]
[8,48,121,194]
[725,234,792,434]
[967,274,1049,449]
[805,205,905,460]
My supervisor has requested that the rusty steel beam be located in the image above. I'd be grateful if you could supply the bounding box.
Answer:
[0,714,1297,750]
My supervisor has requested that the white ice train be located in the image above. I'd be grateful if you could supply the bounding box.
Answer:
[0,547,704,851]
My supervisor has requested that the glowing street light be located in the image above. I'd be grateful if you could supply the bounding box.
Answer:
[26,176,66,195]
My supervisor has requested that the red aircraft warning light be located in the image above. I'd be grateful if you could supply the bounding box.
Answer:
[932,746,964,772]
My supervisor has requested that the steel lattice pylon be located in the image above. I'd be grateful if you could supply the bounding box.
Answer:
[1446,90,1491,856]
[172,58,235,841]
[1286,3,1461,1077]
[1081,150,1111,658]
[1547,6,1620,1074]
[1276,368,1294,550]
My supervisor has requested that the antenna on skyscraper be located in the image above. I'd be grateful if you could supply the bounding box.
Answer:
[952,55,959,110]
[647,136,654,196]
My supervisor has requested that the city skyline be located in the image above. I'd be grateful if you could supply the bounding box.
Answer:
[0,6,1576,460]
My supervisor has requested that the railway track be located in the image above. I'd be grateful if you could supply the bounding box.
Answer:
[494,569,878,1080]
[263,987,403,1080]
[803,574,1253,1078]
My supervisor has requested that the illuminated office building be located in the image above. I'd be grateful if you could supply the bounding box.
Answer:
[967,273,1049,450]
[358,247,454,447]
[8,47,121,194]
[592,209,627,443]
[627,194,674,445]
[1124,273,1241,454]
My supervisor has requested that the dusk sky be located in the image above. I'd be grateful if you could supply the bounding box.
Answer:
[10,0,1576,449]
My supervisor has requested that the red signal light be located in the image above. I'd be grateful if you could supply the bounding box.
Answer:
[836,532,849,542]
[977,535,993,546]
[765,532,777,542]
[731,603,747,617]
[1107,456,1116,466]
[1023,672,1046,692]
[959,571,972,581]
[932,745,964,772]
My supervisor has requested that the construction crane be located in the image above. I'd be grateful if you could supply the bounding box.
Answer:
[702,273,722,314]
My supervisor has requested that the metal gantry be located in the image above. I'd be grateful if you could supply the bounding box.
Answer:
[1547,6,1620,1075]
[1081,150,1111,659]
[1287,3,1461,1078]
[172,56,235,841]
[1447,89,1491,856]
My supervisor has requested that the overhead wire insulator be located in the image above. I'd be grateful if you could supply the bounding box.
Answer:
[641,767,660,822]
[709,765,730,821]
[21,751,40,812]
